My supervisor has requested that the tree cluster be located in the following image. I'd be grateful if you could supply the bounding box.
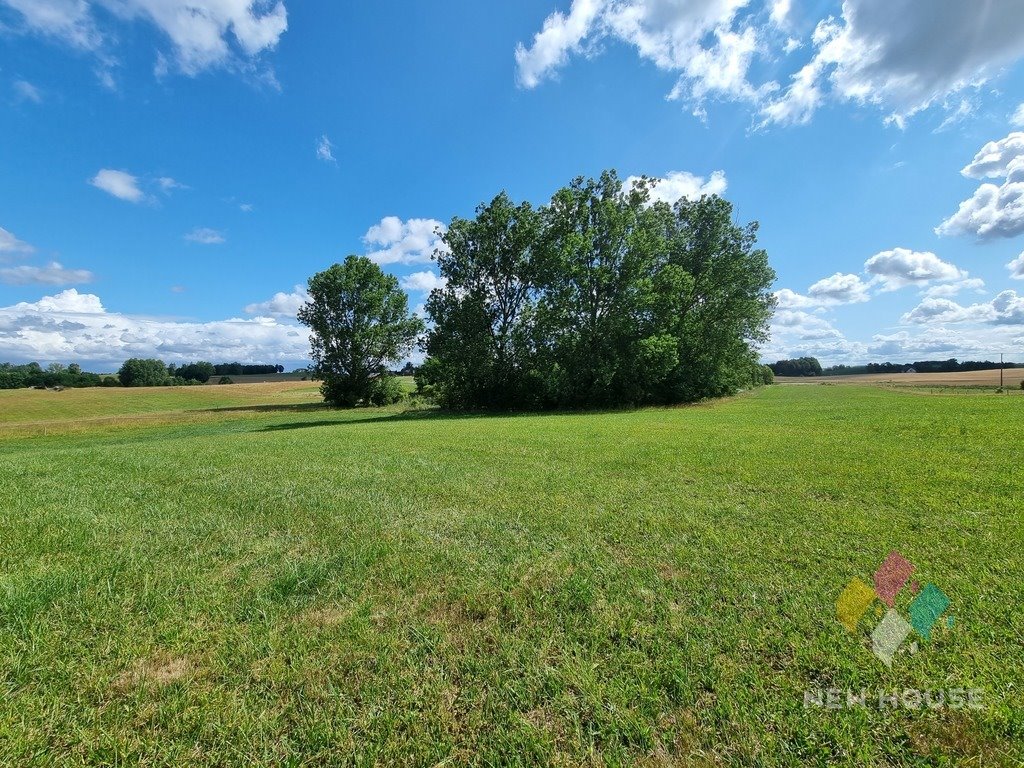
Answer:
[417,171,777,410]
[769,357,823,377]
[0,362,114,389]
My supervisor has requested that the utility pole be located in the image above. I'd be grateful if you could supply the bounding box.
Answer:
[1001,353,1005,393]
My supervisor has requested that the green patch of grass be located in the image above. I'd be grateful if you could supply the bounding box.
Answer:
[0,385,1021,765]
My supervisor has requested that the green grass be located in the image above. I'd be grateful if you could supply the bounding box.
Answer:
[0,384,1021,765]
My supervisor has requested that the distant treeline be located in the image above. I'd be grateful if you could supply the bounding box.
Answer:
[0,359,286,389]
[770,357,1018,377]
[0,362,117,390]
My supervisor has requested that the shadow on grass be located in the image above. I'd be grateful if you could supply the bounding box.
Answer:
[257,408,493,432]
[252,397,727,433]
[197,403,331,414]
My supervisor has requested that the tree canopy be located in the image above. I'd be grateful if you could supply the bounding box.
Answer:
[298,255,424,407]
[418,170,776,410]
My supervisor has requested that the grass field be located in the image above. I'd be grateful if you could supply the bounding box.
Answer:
[777,369,1024,389]
[0,383,1021,765]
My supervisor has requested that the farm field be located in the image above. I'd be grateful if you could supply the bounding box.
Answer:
[0,383,1021,765]
[777,369,1024,388]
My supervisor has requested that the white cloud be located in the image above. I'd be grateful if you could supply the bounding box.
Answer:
[901,290,1024,326]
[1008,252,1024,280]
[627,170,728,204]
[960,132,1024,179]
[89,169,144,203]
[184,227,226,245]
[761,0,1024,127]
[922,278,986,298]
[0,289,309,365]
[0,0,288,78]
[864,248,965,291]
[807,272,871,304]
[12,79,42,103]
[938,132,1024,240]
[158,176,186,193]
[400,270,446,293]
[516,0,775,114]
[773,288,818,310]
[239,202,254,213]
[364,216,447,266]
[769,0,790,27]
[519,1,1024,127]
[244,285,308,317]
[316,134,336,164]
[900,297,992,325]
[936,163,1024,240]
[0,226,35,257]
[514,0,604,89]
[866,328,1004,360]
[0,262,94,286]
[1013,103,1024,127]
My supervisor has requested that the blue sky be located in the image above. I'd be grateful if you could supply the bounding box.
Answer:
[2,0,1024,369]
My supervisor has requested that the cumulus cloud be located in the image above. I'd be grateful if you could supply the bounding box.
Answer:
[518,1,1024,127]
[1008,252,1024,280]
[901,290,1024,326]
[514,0,603,89]
[316,135,336,164]
[89,169,144,203]
[244,286,308,317]
[938,132,1024,240]
[960,132,1024,179]
[0,289,308,365]
[364,216,447,266]
[516,0,776,115]
[922,278,986,298]
[1013,103,1024,127]
[626,170,728,204]
[762,0,1024,127]
[400,270,446,293]
[935,166,1024,240]
[184,227,226,245]
[864,248,965,291]
[0,262,94,286]
[0,226,35,257]
[0,0,288,78]
[807,272,871,304]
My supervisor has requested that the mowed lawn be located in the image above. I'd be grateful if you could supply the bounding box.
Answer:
[0,384,1021,766]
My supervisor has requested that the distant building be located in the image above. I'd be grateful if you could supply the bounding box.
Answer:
[905,366,917,374]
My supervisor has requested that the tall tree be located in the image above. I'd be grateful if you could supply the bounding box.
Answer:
[423,193,541,408]
[299,256,423,407]
[655,195,777,401]
[117,358,169,387]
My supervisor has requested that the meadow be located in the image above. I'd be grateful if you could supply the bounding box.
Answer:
[0,383,1021,766]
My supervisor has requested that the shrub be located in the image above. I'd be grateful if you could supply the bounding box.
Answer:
[366,375,405,406]
[1020,380,1024,391]
[219,376,234,385]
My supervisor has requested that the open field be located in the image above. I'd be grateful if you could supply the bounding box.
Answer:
[777,369,1024,389]
[0,383,1021,765]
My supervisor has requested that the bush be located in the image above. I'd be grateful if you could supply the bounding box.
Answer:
[218,376,234,385]
[366,375,405,406]
[1020,380,1024,391]
[760,364,775,385]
